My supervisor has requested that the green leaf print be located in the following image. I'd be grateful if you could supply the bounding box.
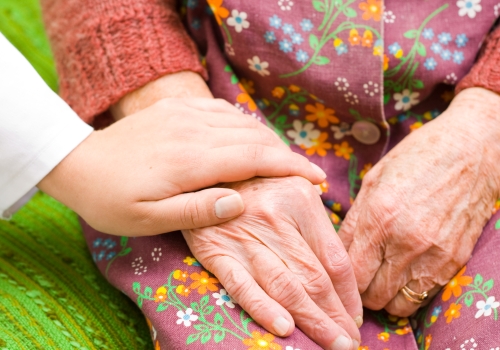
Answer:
[186,333,200,345]
[474,274,483,287]
[464,293,474,307]
[314,56,330,65]
[214,330,225,343]
[343,7,357,18]
[214,313,224,326]
[403,29,418,39]
[483,279,494,292]
[156,303,168,312]
[200,332,211,344]
[412,79,424,89]
[416,42,426,56]
[309,34,319,49]
[495,219,500,230]
[312,0,326,12]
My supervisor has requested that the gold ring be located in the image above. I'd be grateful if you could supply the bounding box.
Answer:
[400,285,429,304]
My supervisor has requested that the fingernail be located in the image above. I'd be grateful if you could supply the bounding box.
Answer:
[215,194,244,218]
[352,339,360,350]
[310,162,327,179]
[330,335,351,350]
[354,315,363,328]
[272,316,290,337]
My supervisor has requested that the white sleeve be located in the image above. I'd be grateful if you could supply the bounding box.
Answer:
[0,34,93,219]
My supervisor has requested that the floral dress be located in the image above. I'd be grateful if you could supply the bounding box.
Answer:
[83,0,500,348]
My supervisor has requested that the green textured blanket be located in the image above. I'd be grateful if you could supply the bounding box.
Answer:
[0,1,152,348]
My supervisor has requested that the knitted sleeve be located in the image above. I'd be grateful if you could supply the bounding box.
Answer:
[40,0,206,124]
[456,26,500,96]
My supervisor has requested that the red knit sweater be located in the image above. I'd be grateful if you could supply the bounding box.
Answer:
[40,0,499,124]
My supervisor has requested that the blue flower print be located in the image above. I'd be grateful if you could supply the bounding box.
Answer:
[437,32,452,45]
[432,306,443,316]
[455,34,468,48]
[97,250,106,261]
[440,49,452,60]
[291,32,304,45]
[388,42,401,55]
[423,57,437,70]
[397,114,408,122]
[279,39,293,53]
[191,18,201,30]
[422,28,434,40]
[187,0,198,8]
[282,23,294,35]
[430,42,442,54]
[103,238,117,249]
[106,251,117,260]
[296,50,309,62]
[92,238,102,248]
[300,19,314,31]
[269,15,282,28]
[452,51,464,64]
[264,31,276,43]
[430,109,440,119]
[335,43,348,55]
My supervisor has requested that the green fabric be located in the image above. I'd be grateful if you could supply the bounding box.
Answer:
[0,1,152,349]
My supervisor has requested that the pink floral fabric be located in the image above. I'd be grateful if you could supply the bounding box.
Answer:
[83,0,500,348]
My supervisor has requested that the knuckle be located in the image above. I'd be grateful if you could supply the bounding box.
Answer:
[181,197,207,228]
[266,269,305,306]
[244,144,265,162]
[326,244,353,278]
[302,270,332,299]
[221,267,253,300]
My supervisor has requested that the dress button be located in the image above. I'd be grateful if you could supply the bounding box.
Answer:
[351,121,381,145]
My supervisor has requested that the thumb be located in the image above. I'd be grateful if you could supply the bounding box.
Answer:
[138,188,245,235]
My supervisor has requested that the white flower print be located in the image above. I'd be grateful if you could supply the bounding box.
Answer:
[151,247,162,262]
[331,122,352,140]
[278,0,294,11]
[176,308,199,327]
[460,338,478,350]
[227,10,250,33]
[334,77,349,91]
[490,347,500,350]
[344,92,359,105]
[494,3,500,17]
[212,289,237,308]
[247,56,270,76]
[363,81,380,96]
[131,257,147,275]
[393,89,420,111]
[287,121,320,148]
[286,347,301,350]
[234,103,262,121]
[444,72,458,85]
[383,10,396,23]
[475,296,500,318]
[457,0,482,18]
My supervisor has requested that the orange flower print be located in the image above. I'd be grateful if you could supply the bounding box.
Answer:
[189,271,219,294]
[362,30,373,47]
[272,87,285,98]
[409,121,423,131]
[154,286,167,303]
[319,180,329,193]
[444,303,462,323]
[425,334,432,350]
[334,141,354,160]
[176,285,191,297]
[241,78,255,95]
[289,84,301,92]
[442,266,473,301]
[305,103,339,127]
[359,0,382,21]
[183,256,198,266]
[348,28,361,46]
[359,346,369,350]
[330,212,341,225]
[493,198,500,214]
[377,332,390,342]
[155,341,161,350]
[360,163,372,179]
[237,83,257,111]
[383,54,390,71]
[242,331,281,350]
[305,132,332,157]
[173,270,189,282]
[207,0,229,25]
[395,325,412,335]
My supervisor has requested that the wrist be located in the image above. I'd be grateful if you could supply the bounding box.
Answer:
[110,71,212,120]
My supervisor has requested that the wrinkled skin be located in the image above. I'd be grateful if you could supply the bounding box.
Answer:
[339,88,500,317]
[183,177,363,350]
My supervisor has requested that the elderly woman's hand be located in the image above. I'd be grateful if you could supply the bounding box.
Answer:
[338,87,500,317]
[182,176,362,350]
